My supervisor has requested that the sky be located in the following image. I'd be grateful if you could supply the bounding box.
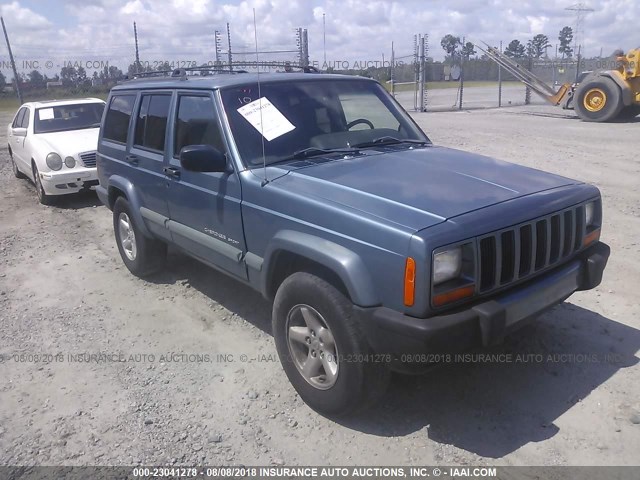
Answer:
[0,0,637,76]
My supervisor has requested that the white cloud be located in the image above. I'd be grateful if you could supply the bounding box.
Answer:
[0,0,637,76]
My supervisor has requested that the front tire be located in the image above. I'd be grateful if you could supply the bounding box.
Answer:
[574,77,623,122]
[113,196,166,277]
[273,272,390,416]
[32,164,55,205]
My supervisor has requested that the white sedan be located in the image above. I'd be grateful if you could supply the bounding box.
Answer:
[7,98,105,205]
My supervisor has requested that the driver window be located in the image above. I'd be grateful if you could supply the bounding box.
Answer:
[174,95,225,156]
[339,92,400,131]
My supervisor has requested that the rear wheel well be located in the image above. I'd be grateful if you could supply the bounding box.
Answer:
[266,251,350,301]
[107,186,126,209]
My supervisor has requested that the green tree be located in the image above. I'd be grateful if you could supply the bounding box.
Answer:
[528,34,551,59]
[461,41,477,59]
[28,70,46,88]
[440,34,461,60]
[77,66,89,87]
[504,39,525,58]
[60,66,78,87]
[0,71,6,90]
[558,26,573,59]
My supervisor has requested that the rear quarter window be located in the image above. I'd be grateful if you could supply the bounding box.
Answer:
[103,94,136,143]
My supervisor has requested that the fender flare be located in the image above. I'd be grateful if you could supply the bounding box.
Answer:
[106,175,153,238]
[597,71,633,106]
[262,230,379,307]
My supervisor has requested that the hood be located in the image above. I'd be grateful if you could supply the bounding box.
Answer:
[272,146,579,230]
[36,128,99,156]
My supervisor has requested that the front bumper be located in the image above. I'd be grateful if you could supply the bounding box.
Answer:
[357,242,610,361]
[39,167,98,195]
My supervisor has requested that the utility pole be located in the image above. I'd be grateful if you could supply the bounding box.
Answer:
[459,36,465,110]
[498,40,502,107]
[323,13,326,65]
[214,30,222,65]
[390,41,395,97]
[565,3,594,58]
[226,23,232,71]
[133,22,140,73]
[302,29,309,68]
[2,16,23,105]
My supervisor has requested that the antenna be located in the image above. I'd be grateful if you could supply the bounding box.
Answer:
[252,8,268,187]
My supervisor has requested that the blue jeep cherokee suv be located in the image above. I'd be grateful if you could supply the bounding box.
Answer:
[96,68,610,415]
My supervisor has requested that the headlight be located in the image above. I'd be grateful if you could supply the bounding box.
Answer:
[585,201,596,226]
[64,156,76,168]
[46,153,62,171]
[433,247,462,285]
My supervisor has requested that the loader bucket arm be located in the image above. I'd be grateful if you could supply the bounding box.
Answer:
[475,42,571,106]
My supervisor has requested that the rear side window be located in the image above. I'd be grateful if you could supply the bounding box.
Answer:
[103,95,136,143]
[174,95,225,156]
[20,108,30,128]
[134,94,171,152]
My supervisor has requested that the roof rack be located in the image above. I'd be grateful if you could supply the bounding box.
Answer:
[123,62,319,82]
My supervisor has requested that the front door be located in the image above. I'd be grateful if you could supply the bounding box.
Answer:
[9,107,28,171]
[165,91,247,280]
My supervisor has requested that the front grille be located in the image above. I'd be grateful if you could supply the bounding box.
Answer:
[80,152,97,167]
[477,204,585,293]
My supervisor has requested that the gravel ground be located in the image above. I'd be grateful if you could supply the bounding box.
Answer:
[0,104,639,467]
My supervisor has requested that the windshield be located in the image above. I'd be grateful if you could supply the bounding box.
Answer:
[34,103,105,134]
[220,79,429,166]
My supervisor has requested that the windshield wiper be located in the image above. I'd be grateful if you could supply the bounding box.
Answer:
[272,147,361,164]
[351,136,430,149]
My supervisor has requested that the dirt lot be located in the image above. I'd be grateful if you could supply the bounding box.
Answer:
[0,104,639,467]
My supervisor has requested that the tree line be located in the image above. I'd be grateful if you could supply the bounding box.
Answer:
[441,26,575,62]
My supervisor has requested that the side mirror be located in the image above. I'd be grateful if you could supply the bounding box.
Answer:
[179,145,227,173]
[13,127,27,137]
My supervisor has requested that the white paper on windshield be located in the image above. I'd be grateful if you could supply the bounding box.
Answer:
[237,97,295,141]
[38,108,54,121]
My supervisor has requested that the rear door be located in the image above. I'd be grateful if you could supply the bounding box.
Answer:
[122,91,174,241]
[165,91,247,279]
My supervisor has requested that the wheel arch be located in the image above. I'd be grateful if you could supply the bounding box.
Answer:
[107,175,153,238]
[262,230,379,307]
[597,71,633,106]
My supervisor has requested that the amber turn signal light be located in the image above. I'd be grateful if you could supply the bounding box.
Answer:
[433,285,475,307]
[404,257,416,306]
[583,228,601,247]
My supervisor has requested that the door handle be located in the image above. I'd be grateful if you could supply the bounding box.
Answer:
[163,166,181,178]
[125,154,138,165]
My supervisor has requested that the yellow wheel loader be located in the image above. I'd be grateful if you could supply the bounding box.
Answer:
[478,43,640,122]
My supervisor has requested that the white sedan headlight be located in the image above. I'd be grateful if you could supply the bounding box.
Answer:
[433,247,462,285]
[585,201,596,226]
[46,153,63,171]
[64,156,76,168]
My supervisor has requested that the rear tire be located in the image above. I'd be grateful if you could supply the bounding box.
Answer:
[10,149,26,179]
[574,77,624,122]
[113,196,166,277]
[272,272,390,416]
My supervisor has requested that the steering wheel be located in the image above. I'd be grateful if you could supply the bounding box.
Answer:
[346,118,374,130]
